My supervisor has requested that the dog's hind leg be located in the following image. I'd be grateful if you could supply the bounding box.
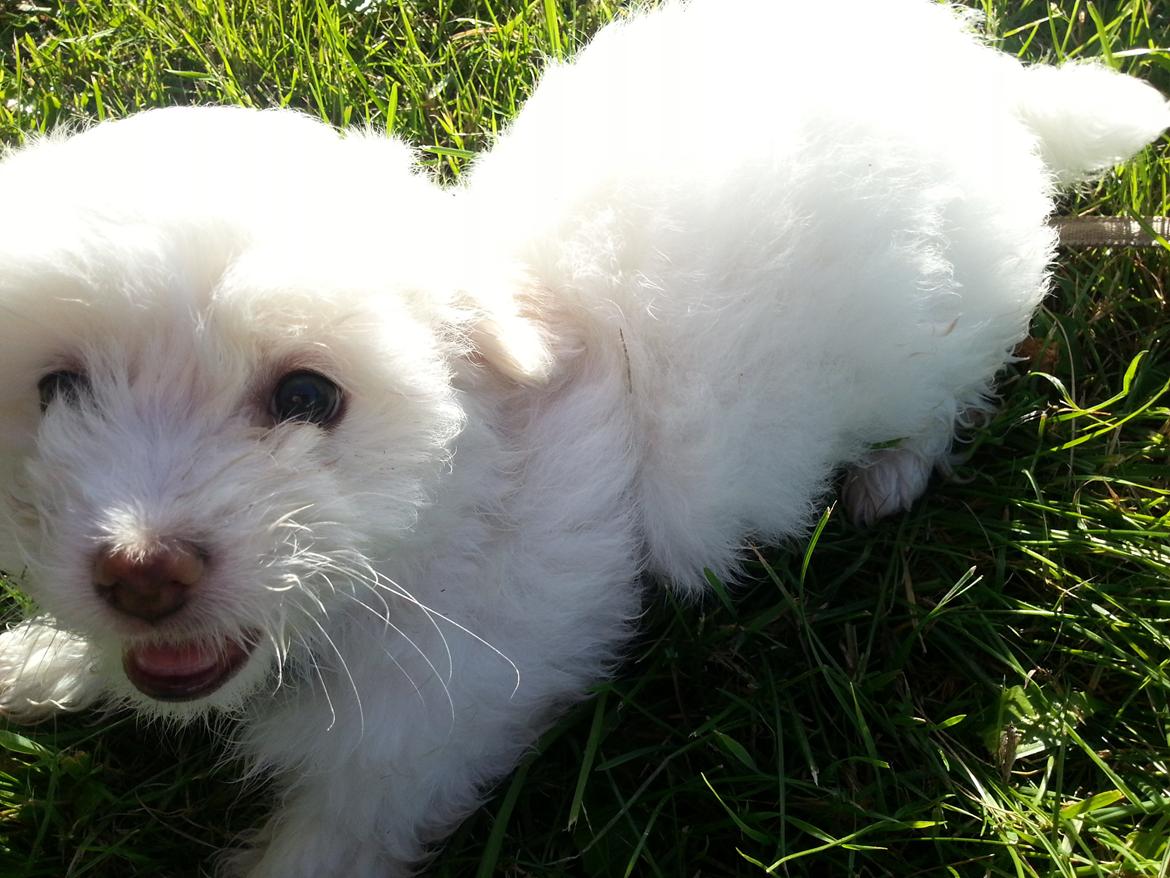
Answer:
[841,446,937,527]
[0,617,103,721]
[840,417,962,527]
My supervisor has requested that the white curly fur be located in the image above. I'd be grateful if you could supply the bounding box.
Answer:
[0,1,1165,874]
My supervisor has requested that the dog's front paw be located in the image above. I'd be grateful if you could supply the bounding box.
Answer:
[0,619,102,722]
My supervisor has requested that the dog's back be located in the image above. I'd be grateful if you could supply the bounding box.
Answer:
[464,0,1170,588]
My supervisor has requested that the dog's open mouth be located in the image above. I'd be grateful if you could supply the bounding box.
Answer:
[123,635,256,701]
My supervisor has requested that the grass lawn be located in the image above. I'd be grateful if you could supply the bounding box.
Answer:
[2,0,1170,875]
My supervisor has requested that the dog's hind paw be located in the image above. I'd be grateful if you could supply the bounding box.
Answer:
[841,445,937,527]
[0,619,102,722]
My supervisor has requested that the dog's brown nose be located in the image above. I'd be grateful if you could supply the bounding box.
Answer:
[93,542,205,622]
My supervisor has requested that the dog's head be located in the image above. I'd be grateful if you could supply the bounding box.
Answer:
[0,107,549,718]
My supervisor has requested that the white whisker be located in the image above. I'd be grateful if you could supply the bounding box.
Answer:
[363,572,521,698]
[293,604,365,738]
[339,590,455,722]
[319,556,456,683]
[266,503,317,533]
[293,629,337,732]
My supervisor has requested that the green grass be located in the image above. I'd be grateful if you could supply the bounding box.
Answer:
[2,0,1170,875]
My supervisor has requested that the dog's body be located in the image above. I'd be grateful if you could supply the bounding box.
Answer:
[0,1,1166,874]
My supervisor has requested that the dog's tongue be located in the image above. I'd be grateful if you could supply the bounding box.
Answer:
[130,640,221,676]
[124,636,253,702]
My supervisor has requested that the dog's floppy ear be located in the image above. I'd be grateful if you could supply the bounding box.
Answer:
[457,280,558,386]
[469,305,554,384]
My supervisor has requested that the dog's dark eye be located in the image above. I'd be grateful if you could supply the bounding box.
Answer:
[271,371,344,426]
[38,370,90,413]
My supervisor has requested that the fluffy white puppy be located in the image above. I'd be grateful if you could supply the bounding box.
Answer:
[0,0,1166,874]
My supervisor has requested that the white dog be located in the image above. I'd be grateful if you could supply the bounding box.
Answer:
[0,0,1165,874]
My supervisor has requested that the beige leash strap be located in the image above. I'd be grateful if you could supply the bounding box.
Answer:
[1053,216,1169,248]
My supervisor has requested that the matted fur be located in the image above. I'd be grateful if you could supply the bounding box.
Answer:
[0,1,1166,874]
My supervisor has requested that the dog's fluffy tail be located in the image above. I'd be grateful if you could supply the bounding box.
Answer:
[1011,62,1170,183]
